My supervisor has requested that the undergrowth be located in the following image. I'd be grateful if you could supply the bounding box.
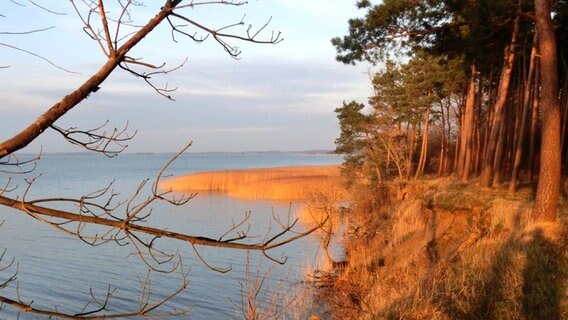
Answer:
[319,178,568,319]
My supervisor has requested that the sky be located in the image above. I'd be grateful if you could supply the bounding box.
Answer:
[1,0,374,153]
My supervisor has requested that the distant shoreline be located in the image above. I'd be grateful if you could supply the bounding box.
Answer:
[21,150,339,156]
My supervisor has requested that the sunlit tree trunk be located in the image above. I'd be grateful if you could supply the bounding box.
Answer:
[438,102,447,176]
[415,106,430,178]
[461,65,477,181]
[534,0,561,221]
[560,64,568,174]
[406,124,416,180]
[480,16,520,187]
[445,101,453,173]
[510,42,537,193]
[364,133,383,184]
[474,78,484,176]
[493,105,508,186]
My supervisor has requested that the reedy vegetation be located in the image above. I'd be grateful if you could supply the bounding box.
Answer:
[160,165,342,200]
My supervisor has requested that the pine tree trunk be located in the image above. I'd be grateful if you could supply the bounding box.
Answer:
[493,106,508,186]
[529,60,541,182]
[461,65,477,181]
[364,132,383,184]
[457,91,467,177]
[415,107,430,178]
[474,78,484,175]
[446,103,453,173]
[510,43,537,193]
[534,0,561,221]
[406,124,416,180]
[438,102,447,176]
[560,64,568,174]
[480,16,520,187]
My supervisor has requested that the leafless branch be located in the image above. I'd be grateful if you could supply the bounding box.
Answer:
[97,0,115,55]
[238,251,280,320]
[168,11,282,59]
[8,0,25,7]
[0,1,295,317]
[0,249,17,290]
[0,150,41,175]
[114,1,136,46]
[218,211,252,243]
[175,0,248,9]
[27,0,66,15]
[119,57,187,100]
[0,268,191,319]
[166,16,209,43]
[152,142,196,206]
[0,43,79,74]
[0,143,326,254]
[0,26,55,35]
[6,0,66,15]
[0,0,285,158]
[191,242,232,273]
[70,0,110,57]
[50,121,136,157]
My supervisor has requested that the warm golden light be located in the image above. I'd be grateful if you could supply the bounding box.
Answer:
[159,165,342,200]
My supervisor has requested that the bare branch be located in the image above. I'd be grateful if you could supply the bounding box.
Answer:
[0,25,55,35]
[218,211,252,242]
[0,249,17,290]
[0,150,41,175]
[97,0,115,55]
[0,274,190,319]
[0,144,325,253]
[0,43,79,74]
[27,0,66,15]
[119,57,187,100]
[50,121,136,157]
[175,0,248,9]
[71,0,110,57]
[8,0,25,7]
[191,242,232,273]
[169,11,282,59]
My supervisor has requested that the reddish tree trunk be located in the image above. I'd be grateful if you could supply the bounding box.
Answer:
[529,59,541,182]
[461,65,477,181]
[534,0,561,221]
[415,107,430,178]
[480,16,520,187]
[510,43,537,193]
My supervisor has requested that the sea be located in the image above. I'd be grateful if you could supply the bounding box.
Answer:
[0,152,343,319]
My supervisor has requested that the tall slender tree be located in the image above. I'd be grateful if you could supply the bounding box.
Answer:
[534,0,561,221]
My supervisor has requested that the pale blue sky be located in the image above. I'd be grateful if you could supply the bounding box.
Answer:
[1,1,372,153]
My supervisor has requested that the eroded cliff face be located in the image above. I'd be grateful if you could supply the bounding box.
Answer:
[321,179,568,320]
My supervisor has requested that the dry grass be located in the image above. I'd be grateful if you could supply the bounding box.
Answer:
[159,165,342,201]
[323,178,568,320]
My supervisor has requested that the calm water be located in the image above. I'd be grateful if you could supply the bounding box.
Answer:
[0,152,342,319]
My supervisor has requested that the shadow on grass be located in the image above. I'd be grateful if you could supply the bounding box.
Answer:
[521,228,566,319]
[462,225,567,319]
